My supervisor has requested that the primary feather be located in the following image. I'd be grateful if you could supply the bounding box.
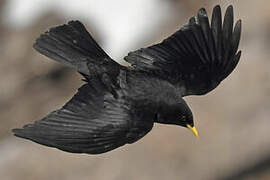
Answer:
[125,5,241,96]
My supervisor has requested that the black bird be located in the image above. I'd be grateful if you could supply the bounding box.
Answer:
[13,5,242,154]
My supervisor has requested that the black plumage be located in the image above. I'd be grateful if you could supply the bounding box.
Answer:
[13,5,242,154]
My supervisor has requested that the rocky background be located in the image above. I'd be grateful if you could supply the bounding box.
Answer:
[0,0,270,180]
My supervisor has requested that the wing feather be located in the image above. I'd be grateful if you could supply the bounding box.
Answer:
[124,5,242,96]
[13,78,154,154]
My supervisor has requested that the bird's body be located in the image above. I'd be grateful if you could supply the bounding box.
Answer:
[13,5,242,154]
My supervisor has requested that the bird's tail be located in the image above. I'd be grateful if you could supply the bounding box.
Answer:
[33,20,120,78]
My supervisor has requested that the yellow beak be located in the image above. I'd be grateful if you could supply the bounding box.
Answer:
[187,124,199,138]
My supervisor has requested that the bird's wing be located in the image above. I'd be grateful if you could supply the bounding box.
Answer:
[33,20,114,77]
[13,78,154,154]
[124,5,241,96]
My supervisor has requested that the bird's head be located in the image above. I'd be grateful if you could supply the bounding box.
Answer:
[155,98,199,137]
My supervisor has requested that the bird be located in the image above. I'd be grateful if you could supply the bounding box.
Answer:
[13,5,242,154]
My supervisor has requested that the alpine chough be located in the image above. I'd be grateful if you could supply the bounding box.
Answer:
[13,5,242,154]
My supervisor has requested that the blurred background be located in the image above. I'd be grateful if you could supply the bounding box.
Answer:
[0,0,270,179]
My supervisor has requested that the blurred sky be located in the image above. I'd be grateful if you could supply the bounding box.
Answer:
[3,0,174,59]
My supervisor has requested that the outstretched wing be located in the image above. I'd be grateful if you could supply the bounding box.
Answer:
[124,5,242,96]
[33,20,119,78]
[13,78,154,154]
